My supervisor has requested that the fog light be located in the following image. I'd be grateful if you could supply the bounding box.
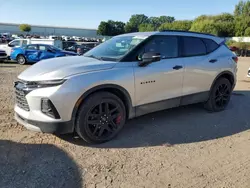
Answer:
[41,98,60,119]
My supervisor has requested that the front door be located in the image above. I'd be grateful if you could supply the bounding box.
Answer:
[134,35,184,115]
[38,45,55,60]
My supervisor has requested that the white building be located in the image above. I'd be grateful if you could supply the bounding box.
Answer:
[0,22,97,37]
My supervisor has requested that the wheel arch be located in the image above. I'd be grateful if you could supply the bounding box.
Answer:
[71,84,135,126]
[210,71,235,92]
[16,53,27,63]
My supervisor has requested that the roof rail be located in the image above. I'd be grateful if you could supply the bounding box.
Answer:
[161,30,216,37]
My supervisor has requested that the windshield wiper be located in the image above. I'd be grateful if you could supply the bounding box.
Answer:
[85,55,117,61]
[85,55,102,61]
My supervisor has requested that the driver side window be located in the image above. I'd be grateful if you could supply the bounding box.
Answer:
[144,36,178,59]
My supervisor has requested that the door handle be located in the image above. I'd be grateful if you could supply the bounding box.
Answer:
[173,65,183,70]
[209,59,217,63]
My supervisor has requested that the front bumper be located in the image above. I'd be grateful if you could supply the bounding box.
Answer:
[0,55,7,60]
[15,112,74,134]
[13,80,81,134]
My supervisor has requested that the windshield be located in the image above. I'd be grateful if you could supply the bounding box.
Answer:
[84,35,148,61]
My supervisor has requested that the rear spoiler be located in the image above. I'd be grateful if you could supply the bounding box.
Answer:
[218,38,226,46]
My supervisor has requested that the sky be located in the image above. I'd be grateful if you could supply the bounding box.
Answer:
[0,0,240,29]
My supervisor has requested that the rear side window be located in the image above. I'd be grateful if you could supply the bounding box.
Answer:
[181,37,206,57]
[202,38,219,53]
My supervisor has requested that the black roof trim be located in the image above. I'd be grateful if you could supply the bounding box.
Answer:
[161,30,216,37]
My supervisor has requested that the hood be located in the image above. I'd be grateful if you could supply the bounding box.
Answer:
[18,56,117,81]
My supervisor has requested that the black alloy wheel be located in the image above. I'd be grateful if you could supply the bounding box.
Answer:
[86,101,123,139]
[214,83,231,108]
[204,77,232,112]
[76,92,126,144]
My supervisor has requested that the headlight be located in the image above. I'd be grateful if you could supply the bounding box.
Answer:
[36,79,66,88]
[20,79,66,89]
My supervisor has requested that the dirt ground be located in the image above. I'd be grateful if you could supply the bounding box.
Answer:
[0,58,250,188]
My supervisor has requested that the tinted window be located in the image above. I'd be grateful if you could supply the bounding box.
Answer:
[144,36,178,58]
[26,45,37,50]
[202,38,219,53]
[182,37,206,57]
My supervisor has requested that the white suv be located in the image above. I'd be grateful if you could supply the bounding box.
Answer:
[14,30,237,144]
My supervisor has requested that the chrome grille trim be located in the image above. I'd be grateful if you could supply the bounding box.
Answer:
[14,80,32,111]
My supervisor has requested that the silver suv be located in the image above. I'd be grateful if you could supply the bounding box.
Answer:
[14,31,237,144]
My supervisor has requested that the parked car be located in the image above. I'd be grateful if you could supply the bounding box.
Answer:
[0,49,7,60]
[64,44,92,54]
[62,41,77,50]
[14,30,237,144]
[0,38,63,58]
[10,44,77,64]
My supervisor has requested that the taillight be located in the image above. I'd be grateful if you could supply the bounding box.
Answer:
[232,56,238,63]
[11,48,14,53]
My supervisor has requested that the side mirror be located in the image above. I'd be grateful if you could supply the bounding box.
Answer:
[8,43,14,47]
[138,52,161,67]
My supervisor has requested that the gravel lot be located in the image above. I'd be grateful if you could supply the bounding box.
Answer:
[0,58,250,188]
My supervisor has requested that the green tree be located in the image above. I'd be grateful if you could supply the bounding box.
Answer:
[114,21,125,35]
[19,24,31,33]
[97,20,125,36]
[148,16,175,30]
[213,13,235,37]
[190,14,235,37]
[138,23,155,32]
[158,16,175,24]
[245,27,250,36]
[97,21,111,36]
[213,13,234,22]
[107,20,125,36]
[234,0,250,17]
[190,20,218,35]
[125,14,148,33]
[159,20,192,31]
[234,1,250,36]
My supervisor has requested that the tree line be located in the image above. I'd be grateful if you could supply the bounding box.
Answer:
[97,0,250,37]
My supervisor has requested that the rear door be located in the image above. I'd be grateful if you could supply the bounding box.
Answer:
[180,36,220,98]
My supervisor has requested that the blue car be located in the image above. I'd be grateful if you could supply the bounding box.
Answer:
[10,44,77,64]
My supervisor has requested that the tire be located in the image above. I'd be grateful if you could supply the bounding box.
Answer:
[75,92,126,144]
[204,78,232,112]
[17,55,26,65]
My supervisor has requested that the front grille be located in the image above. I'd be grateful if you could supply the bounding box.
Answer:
[15,84,30,111]
[0,52,6,57]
